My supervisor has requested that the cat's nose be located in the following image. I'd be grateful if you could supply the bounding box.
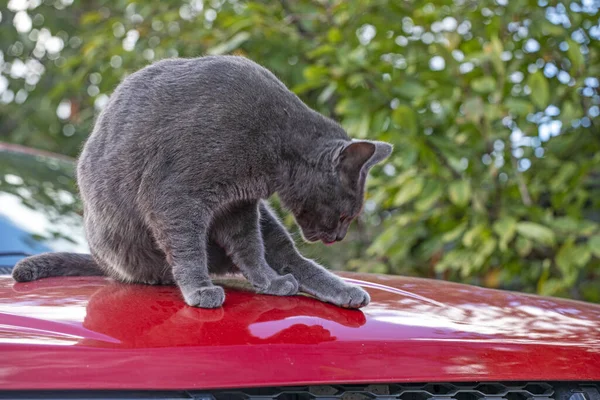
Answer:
[335,225,349,242]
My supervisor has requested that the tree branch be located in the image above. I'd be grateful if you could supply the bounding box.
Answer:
[426,138,462,180]
[511,153,533,206]
[279,0,313,39]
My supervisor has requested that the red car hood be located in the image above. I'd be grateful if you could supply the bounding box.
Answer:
[1,272,599,390]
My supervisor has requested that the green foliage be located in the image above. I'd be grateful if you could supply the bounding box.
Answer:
[1,0,599,300]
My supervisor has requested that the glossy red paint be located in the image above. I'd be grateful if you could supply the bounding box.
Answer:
[1,272,600,390]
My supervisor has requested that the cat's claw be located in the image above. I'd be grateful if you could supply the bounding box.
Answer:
[260,273,299,296]
[183,286,225,308]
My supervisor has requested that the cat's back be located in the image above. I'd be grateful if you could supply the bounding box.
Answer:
[84,57,278,145]
[119,56,294,107]
[78,56,301,190]
[86,56,301,150]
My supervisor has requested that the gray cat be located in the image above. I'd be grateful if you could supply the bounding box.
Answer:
[12,56,392,309]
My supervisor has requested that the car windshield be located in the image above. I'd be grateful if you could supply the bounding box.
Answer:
[0,149,88,272]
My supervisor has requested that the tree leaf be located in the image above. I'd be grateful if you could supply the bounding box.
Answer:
[567,39,584,74]
[367,224,398,256]
[207,32,251,55]
[80,11,103,25]
[549,162,578,192]
[505,98,534,117]
[355,112,370,138]
[317,83,337,104]
[414,180,442,211]
[516,222,555,246]
[548,216,585,235]
[393,177,424,206]
[302,65,330,82]
[327,28,343,43]
[490,36,505,76]
[493,216,517,251]
[448,180,471,207]
[516,237,533,257]
[306,44,337,59]
[560,100,583,125]
[471,76,496,93]
[464,97,484,123]
[527,72,550,109]
[588,236,600,258]
[395,81,427,99]
[556,242,591,277]
[541,21,565,36]
[463,223,485,247]
[442,222,467,243]
[342,113,371,138]
[392,105,417,135]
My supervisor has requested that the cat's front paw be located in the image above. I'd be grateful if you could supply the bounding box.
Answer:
[328,284,370,309]
[183,285,225,308]
[260,273,299,296]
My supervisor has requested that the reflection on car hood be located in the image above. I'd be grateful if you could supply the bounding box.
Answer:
[1,272,599,390]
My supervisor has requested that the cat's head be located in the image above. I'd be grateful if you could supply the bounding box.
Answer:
[281,140,393,245]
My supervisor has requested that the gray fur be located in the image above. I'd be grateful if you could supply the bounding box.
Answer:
[12,56,392,309]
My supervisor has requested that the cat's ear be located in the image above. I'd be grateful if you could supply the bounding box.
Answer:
[336,140,393,185]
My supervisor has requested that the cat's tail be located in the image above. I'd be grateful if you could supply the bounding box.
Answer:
[12,252,105,282]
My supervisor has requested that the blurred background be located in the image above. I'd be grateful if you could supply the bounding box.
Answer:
[0,0,599,301]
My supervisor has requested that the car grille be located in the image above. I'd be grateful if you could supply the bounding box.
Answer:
[1,382,598,400]
[208,382,598,400]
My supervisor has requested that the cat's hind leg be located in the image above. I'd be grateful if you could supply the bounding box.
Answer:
[210,201,299,296]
